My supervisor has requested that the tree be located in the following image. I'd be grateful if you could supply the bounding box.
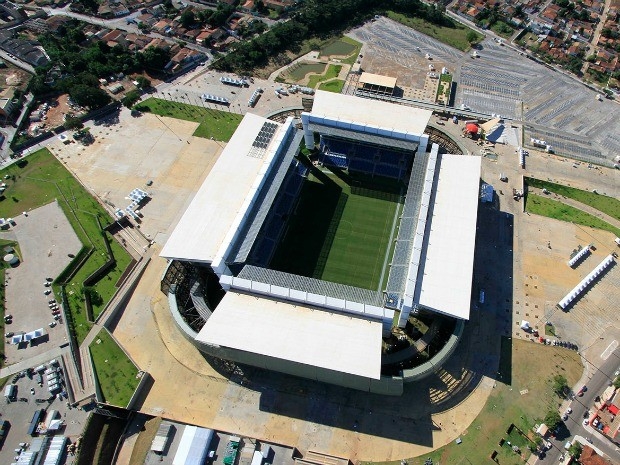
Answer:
[467,30,479,44]
[568,442,582,458]
[69,85,111,109]
[64,116,83,130]
[613,377,620,388]
[552,374,569,397]
[122,90,141,108]
[180,10,195,28]
[544,410,562,430]
[134,76,151,89]
[139,47,171,71]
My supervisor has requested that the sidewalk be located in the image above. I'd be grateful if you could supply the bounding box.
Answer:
[0,345,68,378]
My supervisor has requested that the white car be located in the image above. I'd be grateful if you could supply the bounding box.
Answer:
[566,407,572,414]
[583,419,589,426]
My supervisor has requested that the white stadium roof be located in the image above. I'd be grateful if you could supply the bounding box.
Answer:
[416,155,481,319]
[160,113,284,263]
[310,90,431,137]
[197,291,383,379]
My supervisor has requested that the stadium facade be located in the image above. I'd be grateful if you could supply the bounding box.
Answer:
[160,91,481,395]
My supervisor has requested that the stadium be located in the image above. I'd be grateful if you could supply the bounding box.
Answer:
[160,91,481,395]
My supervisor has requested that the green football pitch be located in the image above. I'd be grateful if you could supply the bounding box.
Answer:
[270,168,402,290]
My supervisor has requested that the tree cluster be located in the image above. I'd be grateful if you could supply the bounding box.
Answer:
[30,21,170,109]
[213,0,456,73]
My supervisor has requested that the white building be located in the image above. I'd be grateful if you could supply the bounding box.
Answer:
[161,91,481,394]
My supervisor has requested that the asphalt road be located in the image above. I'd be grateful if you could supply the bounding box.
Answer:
[539,346,620,463]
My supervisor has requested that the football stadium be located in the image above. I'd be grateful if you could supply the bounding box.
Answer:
[160,91,481,395]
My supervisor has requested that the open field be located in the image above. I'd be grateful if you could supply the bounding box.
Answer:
[307,65,343,88]
[90,328,140,407]
[385,12,481,52]
[525,194,620,238]
[135,98,243,142]
[318,79,346,93]
[270,170,399,290]
[320,39,357,58]
[365,339,583,465]
[320,37,362,65]
[525,177,620,221]
[0,149,132,344]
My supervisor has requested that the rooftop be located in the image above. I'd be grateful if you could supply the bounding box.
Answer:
[160,114,285,263]
[309,90,432,138]
[196,291,383,379]
[359,72,397,89]
[416,155,481,320]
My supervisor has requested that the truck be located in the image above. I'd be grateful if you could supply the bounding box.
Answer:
[4,384,16,401]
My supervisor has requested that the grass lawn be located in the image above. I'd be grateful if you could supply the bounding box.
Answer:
[386,12,482,52]
[287,62,327,82]
[90,329,140,407]
[307,65,342,89]
[525,177,620,221]
[318,79,345,93]
[545,323,557,337]
[366,339,583,465]
[135,98,243,142]
[0,149,133,344]
[525,194,620,237]
[270,170,400,290]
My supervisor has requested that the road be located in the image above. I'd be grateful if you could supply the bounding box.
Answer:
[539,346,620,463]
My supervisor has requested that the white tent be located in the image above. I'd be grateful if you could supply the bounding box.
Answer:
[10,334,23,345]
[173,426,214,465]
[47,419,63,431]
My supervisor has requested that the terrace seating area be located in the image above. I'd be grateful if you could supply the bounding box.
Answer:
[249,161,307,266]
[319,136,411,180]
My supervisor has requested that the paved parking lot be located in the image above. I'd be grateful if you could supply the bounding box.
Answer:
[142,426,295,465]
[349,18,620,164]
[2,201,81,364]
[0,358,88,465]
[157,68,307,119]
[351,18,460,88]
